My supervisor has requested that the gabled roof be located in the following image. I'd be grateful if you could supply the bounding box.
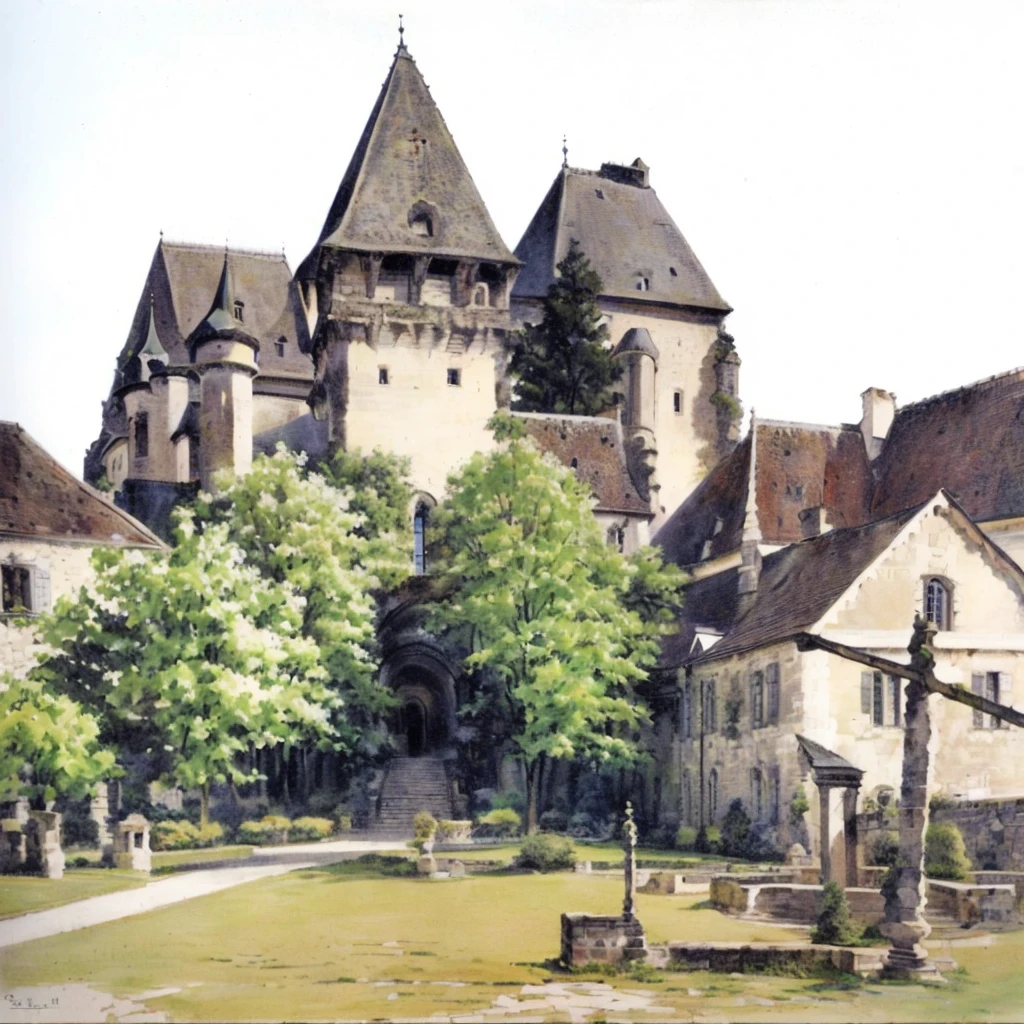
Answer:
[514,412,651,517]
[656,420,873,566]
[300,44,517,270]
[796,735,863,785]
[870,367,1024,524]
[1,423,165,548]
[512,164,730,312]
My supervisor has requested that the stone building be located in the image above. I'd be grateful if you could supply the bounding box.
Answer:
[652,488,1024,882]
[1,423,165,678]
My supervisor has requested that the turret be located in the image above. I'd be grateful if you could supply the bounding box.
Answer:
[613,327,660,514]
[186,254,259,492]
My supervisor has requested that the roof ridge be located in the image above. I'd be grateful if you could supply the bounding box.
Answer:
[756,418,847,433]
[160,238,287,261]
[897,365,1024,413]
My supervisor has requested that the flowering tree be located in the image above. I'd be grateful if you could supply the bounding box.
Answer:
[428,415,685,831]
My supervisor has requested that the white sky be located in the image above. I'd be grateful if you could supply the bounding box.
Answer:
[2,0,1022,478]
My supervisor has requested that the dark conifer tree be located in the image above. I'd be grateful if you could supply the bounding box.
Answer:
[510,238,621,416]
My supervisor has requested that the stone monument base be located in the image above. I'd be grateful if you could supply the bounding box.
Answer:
[561,913,646,967]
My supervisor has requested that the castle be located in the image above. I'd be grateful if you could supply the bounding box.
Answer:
[42,33,1024,862]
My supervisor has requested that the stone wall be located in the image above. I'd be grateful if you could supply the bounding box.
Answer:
[932,797,1024,871]
[663,941,884,976]
[926,880,1019,925]
[560,913,646,966]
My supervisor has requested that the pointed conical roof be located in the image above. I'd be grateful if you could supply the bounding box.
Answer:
[139,298,169,363]
[300,43,517,274]
[120,298,169,388]
[187,254,259,357]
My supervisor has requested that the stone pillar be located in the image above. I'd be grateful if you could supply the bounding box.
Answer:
[90,783,112,848]
[881,618,941,979]
[843,786,860,888]
[25,811,64,879]
[623,802,638,922]
[114,814,152,873]
[1,822,27,873]
[818,785,832,885]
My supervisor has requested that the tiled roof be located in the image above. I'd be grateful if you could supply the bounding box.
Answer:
[1,423,164,548]
[512,165,729,311]
[677,504,922,666]
[658,567,741,668]
[300,45,517,269]
[514,412,651,516]
[870,367,1024,523]
[655,421,873,566]
[796,735,863,782]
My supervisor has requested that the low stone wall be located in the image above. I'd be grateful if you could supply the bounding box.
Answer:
[710,880,885,924]
[662,942,885,975]
[561,913,646,966]
[931,797,1024,871]
[926,880,1020,926]
[974,871,1024,904]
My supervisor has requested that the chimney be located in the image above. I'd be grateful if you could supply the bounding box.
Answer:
[859,387,896,460]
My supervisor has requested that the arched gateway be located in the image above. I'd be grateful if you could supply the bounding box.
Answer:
[379,643,459,758]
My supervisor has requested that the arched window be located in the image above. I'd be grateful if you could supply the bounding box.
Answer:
[925,577,951,630]
[751,767,763,821]
[413,503,429,575]
[707,768,719,821]
[703,678,717,734]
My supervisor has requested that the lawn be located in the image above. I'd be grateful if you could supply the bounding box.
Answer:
[3,863,1023,1022]
[152,846,255,871]
[0,869,146,920]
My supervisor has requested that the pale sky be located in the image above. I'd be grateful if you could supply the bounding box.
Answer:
[2,0,1022,478]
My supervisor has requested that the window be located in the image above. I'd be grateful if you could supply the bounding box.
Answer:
[681,679,694,739]
[973,672,1011,729]
[595,189,604,200]
[613,527,625,553]
[2,565,32,613]
[233,300,244,322]
[410,213,433,237]
[413,503,429,575]
[378,367,390,385]
[276,337,287,358]
[750,670,765,728]
[862,671,903,727]
[925,577,951,630]
[750,768,763,821]
[447,368,461,387]
[707,768,719,820]
[669,266,678,277]
[673,390,683,415]
[636,276,650,292]
[766,663,780,725]
[134,412,149,459]
[683,773,693,826]
[473,284,488,306]
[769,767,781,825]
[703,678,717,733]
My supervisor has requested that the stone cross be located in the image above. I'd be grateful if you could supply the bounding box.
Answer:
[622,801,638,921]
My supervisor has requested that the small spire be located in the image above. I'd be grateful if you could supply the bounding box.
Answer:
[398,13,405,49]
[140,292,168,362]
[562,135,568,169]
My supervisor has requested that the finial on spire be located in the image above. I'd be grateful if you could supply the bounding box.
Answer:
[398,13,404,47]
[562,135,568,169]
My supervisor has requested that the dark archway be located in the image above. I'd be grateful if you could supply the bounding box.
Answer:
[401,698,427,756]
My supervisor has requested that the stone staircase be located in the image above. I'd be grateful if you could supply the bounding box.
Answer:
[372,756,454,836]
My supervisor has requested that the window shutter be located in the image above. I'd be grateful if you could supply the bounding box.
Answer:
[861,672,872,715]
[999,672,1012,699]
[972,673,985,728]
[32,560,51,613]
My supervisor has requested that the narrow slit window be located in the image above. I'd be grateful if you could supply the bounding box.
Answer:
[379,367,390,385]
[673,390,682,414]
[135,412,149,459]
[413,504,429,575]
[447,368,461,387]
[276,337,287,358]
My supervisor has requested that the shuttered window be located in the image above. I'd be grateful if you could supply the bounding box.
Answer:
[863,670,902,727]
[766,663,780,725]
[973,672,1012,729]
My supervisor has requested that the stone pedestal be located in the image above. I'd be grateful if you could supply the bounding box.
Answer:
[561,913,647,966]
[25,811,64,879]
[416,854,437,875]
[114,814,152,872]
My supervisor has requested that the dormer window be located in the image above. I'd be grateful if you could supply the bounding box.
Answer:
[925,577,951,630]
[636,276,650,292]
[233,300,244,322]
[276,337,286,358]
[411,213,433,237]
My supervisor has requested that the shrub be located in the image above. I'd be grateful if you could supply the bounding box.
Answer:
[515,833,577,872]
[676,825,698,851]
[869,830,900,867]
[695,824,721,854]
[56,798,100,848]
[289,816,334,842]
[643,818,679,850]
[744,822,781,862]
[475,807,522,838]
[152,819,201,851]
[436,819,471,842]
[335,812,353,833]
[539,809,568,833]
[719,799,751,858]
[196,822,224,848]
[67,855,93,869]
[925,822,972,880]
[812,881,858,946]
[306,790,344,817]
[413,811,438,846]
[490,791,526,815]
[567,811,606,839]
[238,816,291,846]
[709,877,748,912]
[789,785,810,825]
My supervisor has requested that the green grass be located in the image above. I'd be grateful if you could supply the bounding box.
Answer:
[6,864,1024,1021]
[0,869,146,919]
[151,845,255,871]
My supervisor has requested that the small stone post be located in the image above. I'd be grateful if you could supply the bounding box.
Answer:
[881,617,940,979]
[623,801,638,922]
[114,814,152,873]
[25,811,64,879]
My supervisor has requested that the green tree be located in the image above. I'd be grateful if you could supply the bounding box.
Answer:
[510,238,621,416]
[192,446,411,758]
[33,517,337,826]
[0,675,116,809]
[428,414,684,832]
[811,880,859,946]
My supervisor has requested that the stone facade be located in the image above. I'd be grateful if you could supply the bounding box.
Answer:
[931,797,1024,871]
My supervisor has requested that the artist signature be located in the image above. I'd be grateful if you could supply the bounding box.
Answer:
[4,994,60,1010]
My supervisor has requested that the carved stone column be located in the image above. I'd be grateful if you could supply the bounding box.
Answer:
[623,802,638,922]
[818,784,832,885]
[359,253,383,299]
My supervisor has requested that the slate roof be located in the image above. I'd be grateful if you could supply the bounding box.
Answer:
[662,504,923,667]
[795,735,863,783]
[115,240,312,381]
[656,420,873,566]
[657,566,741,668]
[1,423,164,548]
[300,44,517,271]
[186,255,260,356]
[514,412,651,516]
[870,367,1024,524]
[512,164,730,312]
